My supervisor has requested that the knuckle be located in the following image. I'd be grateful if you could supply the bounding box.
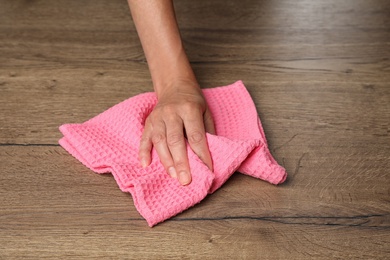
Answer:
[161,104,177,115]
[140,135,151,144]
[151,133,165,144]
[188,130,204,144]
[155,104,176,117]
[182,102,199,113]
[167,133,183,146]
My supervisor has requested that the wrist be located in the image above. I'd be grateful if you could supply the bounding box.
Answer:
[151,51,201,99]
[155,77,201,100]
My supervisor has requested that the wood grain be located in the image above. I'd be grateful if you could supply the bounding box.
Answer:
[1,0,389,259]
[0,148,389,259]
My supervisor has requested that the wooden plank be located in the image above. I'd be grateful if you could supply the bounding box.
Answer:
[175,0,390,30]
[1,59,388,92]
[1,22,389,65]
[1,0,389,65]
[1,146,388,221]
[1,79,389,144]
[2,0,389,31]
[1,147,389,258]
[1,218,389,259]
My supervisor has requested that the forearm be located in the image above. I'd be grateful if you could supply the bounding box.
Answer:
[127,0,198,98]
[128,0,214,185]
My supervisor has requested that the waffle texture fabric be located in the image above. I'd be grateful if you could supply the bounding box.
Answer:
[59,80,287,227]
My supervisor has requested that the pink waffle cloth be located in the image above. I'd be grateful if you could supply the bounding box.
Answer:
[59,80,287,226]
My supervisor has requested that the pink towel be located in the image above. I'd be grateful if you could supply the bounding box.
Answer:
[59,80,287,226]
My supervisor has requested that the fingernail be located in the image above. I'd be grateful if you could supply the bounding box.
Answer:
[178,171,191,185]
[206,161,214,172]
[168,167,177,178]
[140,158,148,168]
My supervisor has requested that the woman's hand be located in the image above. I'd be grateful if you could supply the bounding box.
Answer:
[127,0,213,184]
[139,81,215,185]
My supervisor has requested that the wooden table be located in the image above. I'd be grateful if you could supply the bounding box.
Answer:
[1,0,389,259]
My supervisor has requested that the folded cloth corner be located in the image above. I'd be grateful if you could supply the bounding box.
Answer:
[59,80,287,227]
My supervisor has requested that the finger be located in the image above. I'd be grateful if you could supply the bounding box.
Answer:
[139,122,153,168]
[150,121,176,178]
[203,109,216,135]
[184,111,214,172]
[165,117,191,185]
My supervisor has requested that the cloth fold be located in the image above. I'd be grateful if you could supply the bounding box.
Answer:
[59,80,287,226]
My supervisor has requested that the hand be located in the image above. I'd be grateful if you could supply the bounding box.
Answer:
[139,82,215,185]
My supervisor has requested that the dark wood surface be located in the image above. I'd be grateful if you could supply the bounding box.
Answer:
[1,0,389,259]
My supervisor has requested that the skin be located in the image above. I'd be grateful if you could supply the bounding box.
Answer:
[127,0,215,185]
